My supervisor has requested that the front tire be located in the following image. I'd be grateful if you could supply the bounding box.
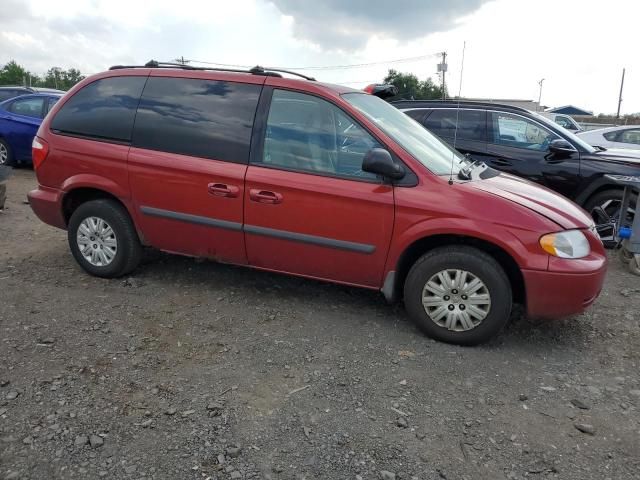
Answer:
[404,246,512,346]
[68,199,142,278]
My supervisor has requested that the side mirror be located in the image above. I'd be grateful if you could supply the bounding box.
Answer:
[362,148,405,180]
[549,139,576,155]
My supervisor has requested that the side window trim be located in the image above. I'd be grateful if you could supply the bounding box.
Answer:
[250,87,416,185]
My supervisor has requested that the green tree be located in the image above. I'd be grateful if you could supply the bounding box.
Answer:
[0,60,39,86]
[383,69,446,100]
[42,67,85,90]
[0,61,85,90]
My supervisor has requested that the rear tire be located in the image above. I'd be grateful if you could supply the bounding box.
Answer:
[0,139,13,167]
[584,189,636,248]
[404,246,512,346]
[68,199,142,278]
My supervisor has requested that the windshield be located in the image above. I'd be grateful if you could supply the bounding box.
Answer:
[530,111,596,153]
[343,93,465,175]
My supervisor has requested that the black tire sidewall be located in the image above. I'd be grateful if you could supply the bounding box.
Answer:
[68,200,140,278]
[404,247,512,346]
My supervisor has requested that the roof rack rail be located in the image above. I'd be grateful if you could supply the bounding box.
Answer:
[250,66,315,81]
[108,60,316,81]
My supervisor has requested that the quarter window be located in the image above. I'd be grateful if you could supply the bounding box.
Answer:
[51,76,146,142]
[258,89,380,180]
[132,77,260,163]
[9,97,44,118]
[619,129,640,145]
[490,112,559,150]
[424,109,486,141]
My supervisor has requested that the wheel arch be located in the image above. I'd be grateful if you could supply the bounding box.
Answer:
[388,234,525,307]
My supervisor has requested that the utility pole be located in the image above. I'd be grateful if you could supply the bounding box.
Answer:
[616,68,625,120]
[537,78,545,111]
[175,56,189,65]
[437,52,448,100]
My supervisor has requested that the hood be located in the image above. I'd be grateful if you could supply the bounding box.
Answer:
[593,148,640,163]
[468,173,593,230]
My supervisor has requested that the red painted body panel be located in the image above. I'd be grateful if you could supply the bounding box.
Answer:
[27,67,609,322]
[128,147,248,264]
[244,165,394,287]
[28,185,65,229]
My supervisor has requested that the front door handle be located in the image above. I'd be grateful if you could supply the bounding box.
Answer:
[208,183,239,198]
[249,189,283,204]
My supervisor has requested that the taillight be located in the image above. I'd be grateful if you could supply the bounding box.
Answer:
[32,136,49,170]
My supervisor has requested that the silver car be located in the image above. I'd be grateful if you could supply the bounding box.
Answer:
[577,125,640,150]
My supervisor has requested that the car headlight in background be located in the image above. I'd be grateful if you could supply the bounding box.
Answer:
[540,230,591,259]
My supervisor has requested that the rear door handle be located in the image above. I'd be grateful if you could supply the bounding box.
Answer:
[207,183,239,198]
[249,189,283,204]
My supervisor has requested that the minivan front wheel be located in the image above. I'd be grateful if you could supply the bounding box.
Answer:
[68,199,141,278]
[404,246,512,346]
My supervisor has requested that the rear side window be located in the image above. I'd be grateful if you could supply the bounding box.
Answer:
[9,97,45,118]
[424,109,486,141]
[50,76,146,142]
[404,109,427,122]
[0,89,27,102]
[132,77,261,163]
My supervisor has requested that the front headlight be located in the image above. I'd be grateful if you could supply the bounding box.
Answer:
[540,230,590,259]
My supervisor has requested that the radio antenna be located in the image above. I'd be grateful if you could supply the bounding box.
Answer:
[448,41,467,185]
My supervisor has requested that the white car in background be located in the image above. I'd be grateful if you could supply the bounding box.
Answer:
[577,125,640,150]
[538,112,583,132]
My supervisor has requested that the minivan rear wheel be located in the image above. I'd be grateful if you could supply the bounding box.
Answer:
[404,246,512,346]
[68,199,141,278]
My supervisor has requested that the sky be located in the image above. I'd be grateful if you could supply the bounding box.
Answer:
[1,0,638,115]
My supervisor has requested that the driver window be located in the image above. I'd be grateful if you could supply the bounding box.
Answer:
[490,112,558,151]
[260,89,380,180]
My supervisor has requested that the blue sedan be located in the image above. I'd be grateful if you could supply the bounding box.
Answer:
[0,93,62,166]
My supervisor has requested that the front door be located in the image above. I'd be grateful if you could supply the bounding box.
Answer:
[244,88,394,287]
[128,75,263,264]
[485,111,581,198]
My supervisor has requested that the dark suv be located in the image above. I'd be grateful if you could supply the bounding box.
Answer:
[393,100,639,244]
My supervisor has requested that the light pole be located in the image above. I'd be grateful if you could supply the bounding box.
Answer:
[537,78,545,111]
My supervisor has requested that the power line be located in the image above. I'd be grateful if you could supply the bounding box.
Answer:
[186,53,440,72]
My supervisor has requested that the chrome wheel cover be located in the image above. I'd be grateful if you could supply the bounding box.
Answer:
[77,217,117,267]
[0,143,7,165]
[422,269,491,332]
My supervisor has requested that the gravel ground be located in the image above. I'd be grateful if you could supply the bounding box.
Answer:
[1,169,639,480]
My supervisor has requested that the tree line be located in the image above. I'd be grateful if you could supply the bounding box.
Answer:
[0,60,85,91]
[383,69,446,101]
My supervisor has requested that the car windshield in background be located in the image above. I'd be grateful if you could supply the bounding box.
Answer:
[343,93,465,175]
[530,111,597,153]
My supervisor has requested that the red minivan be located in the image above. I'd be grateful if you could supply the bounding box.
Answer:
[28,62,607,345]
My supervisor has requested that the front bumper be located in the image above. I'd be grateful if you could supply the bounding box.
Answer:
[27,186,66,229]
[523,258,607,318]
